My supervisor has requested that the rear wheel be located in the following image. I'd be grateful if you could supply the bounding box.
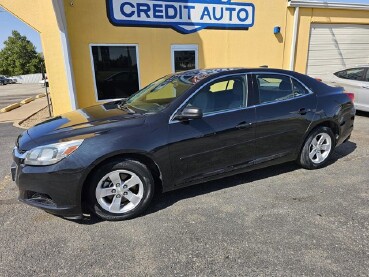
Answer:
[299,126,335,170]
[87,160,155,221]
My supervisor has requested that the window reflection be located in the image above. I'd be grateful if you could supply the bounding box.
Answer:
[91,46,139,100]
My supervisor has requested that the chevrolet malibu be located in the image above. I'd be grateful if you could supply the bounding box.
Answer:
[12,68,355,221]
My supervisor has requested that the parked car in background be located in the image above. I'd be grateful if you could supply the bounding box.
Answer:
[0,76,6,85]
[0,76,16,85]
[5,77,14,84]
[12,68,355,221]
[325,66,369,112]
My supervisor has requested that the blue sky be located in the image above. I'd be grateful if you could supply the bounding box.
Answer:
[0,8,42,52]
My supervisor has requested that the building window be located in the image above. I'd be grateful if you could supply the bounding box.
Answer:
[90,45,140,101]
[171,45,198,73]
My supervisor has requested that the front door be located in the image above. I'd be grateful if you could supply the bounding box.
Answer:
[168,75,256,187]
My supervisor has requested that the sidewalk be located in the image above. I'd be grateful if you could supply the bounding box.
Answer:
[0,97,48,124]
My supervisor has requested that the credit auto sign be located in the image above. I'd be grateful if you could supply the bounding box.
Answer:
[106,0,255,34]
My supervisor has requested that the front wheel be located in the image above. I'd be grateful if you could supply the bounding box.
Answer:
[87,160,155,221]
[298,127,335,170]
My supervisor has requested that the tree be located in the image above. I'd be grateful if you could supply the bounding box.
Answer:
[0,30,44,76]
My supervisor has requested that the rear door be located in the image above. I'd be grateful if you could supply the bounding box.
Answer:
[252,73,317,162]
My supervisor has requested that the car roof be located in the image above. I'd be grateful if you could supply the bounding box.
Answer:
[173,67,298,85]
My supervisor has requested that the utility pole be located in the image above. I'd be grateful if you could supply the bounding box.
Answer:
[41,62,52,117]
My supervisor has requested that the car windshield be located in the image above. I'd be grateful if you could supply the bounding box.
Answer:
[123,74,197,113]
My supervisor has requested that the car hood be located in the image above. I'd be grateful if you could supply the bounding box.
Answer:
[18,102,146,151]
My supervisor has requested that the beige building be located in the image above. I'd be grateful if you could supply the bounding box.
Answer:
[0,0,368,115]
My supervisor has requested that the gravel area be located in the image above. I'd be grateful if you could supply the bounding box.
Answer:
[20,107,52,128]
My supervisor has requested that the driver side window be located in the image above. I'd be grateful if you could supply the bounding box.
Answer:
[187,76,246,114]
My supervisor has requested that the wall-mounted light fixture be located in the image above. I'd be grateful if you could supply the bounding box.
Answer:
[274,26,281,34]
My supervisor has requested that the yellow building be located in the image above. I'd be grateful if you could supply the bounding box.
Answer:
[1,0,369,115]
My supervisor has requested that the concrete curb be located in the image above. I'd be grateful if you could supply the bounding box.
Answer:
[13,106,48,130]
[0,103,21,113]
[0,93,46,113]
[20,97,35,105]
[36,93,46,99]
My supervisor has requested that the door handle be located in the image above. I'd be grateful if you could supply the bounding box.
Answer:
[293,108,310,115]
[298,108,307,115]
[236,121,251,129]
[362,85,369,89]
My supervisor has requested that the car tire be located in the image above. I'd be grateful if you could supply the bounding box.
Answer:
[298,126,335,170]
[87,159,155,221]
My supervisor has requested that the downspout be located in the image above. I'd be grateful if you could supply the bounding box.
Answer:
[289,7,300,71]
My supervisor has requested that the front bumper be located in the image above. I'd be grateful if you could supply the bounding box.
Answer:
[12,150,86,218]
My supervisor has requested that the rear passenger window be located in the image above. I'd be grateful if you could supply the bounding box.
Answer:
[292,79,309,97]
[256,74,309,104]
[256,74,292,104]
[334,68,365,81]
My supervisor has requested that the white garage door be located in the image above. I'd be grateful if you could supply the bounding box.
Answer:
[307,24,369,78]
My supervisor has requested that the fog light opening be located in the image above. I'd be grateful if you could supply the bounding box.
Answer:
[26,191,56,207]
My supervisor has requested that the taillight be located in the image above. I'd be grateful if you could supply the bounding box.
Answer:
[315,78,322,82]
[345,91,355,102]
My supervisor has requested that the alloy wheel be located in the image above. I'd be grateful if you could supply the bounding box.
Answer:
[308,133,332,164]
[95,170,144,214]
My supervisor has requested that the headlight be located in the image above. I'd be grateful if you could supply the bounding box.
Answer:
[24,140,84,166]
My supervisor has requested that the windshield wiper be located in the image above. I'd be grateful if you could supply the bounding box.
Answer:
[116,98,127,106]
[117,103,136,114]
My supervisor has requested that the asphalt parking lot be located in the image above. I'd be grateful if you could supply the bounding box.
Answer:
[0,83,45,109]
[0,113,368,276]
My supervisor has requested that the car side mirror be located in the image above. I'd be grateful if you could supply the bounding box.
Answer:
[174,106,203,121]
